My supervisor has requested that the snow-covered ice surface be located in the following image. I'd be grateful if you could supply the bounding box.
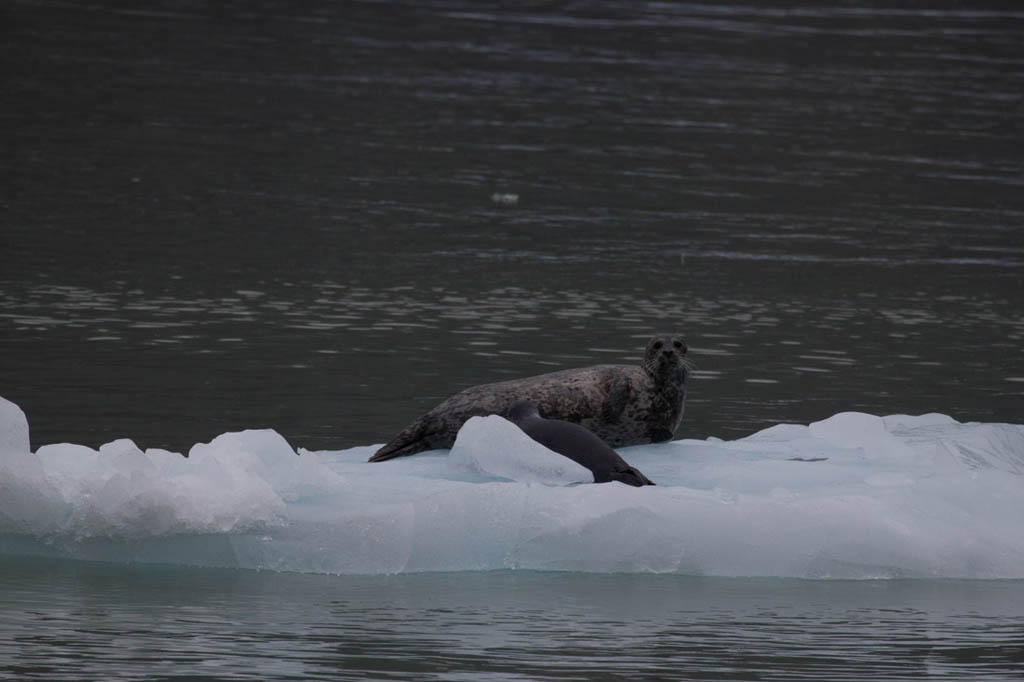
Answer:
[2,395,1023,578]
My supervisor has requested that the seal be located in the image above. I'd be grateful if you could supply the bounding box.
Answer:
[508,401,654,486]
[368,333,688,462]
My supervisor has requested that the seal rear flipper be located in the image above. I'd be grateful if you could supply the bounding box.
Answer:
[368,419,434,462]
[367,442,421,462]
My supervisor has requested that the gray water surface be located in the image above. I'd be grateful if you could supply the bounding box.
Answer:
[2,0,1022,453]
[3,558,1024,681]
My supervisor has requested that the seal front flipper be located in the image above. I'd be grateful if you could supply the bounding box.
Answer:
[600,373,631,424]
[610,465,655,487]
[649,427,674,443]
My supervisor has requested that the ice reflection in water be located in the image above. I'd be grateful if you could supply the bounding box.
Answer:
[2,560,1024,681]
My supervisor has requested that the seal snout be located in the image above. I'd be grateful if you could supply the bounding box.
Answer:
[651,336,687,356]
[658,341,687,361]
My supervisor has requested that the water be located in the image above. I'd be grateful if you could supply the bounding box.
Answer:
[3,558,1023,681]
[3,0,1022,452]
[2,0,1023,678]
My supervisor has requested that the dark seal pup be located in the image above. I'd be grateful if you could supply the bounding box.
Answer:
[369,333,688,462]
[507,401,655,487]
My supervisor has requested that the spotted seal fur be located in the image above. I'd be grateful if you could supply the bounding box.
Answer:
[368,333,688,462]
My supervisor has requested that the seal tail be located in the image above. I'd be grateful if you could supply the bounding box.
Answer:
[368,418,433,462]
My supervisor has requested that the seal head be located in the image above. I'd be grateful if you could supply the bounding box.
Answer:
[643,334,688,384]
[636,333,689,443]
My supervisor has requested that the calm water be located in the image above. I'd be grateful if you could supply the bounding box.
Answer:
[2,558,1024,681]
[2,0,1022,453]
[2,1,1023,678]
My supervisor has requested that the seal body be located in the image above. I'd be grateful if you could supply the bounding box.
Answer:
[369,333,688,462]
[508,401,654,486]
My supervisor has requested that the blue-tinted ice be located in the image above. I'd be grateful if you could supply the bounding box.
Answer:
[2,395,1022,578]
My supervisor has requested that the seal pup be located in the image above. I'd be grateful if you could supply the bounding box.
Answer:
[507,401,654,486]
[369,333,688,462]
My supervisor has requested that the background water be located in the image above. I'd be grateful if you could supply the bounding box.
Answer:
[2,0,1023,679]
[2,0,1022,453]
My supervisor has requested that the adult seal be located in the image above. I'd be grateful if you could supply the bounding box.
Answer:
[508,401,655,487]
[368,333,688,462]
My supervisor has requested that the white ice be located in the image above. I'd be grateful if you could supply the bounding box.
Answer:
[448,415,594,485]
[2,394,1023,578]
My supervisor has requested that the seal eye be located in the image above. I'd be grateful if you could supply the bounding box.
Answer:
[652,340,663,350]
[673,340,683,349]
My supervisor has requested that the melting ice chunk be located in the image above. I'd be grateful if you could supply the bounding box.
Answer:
[0,396,29,455]
[448,415,594,485]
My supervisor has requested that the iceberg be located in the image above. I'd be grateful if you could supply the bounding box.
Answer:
[1,394,1023,578]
